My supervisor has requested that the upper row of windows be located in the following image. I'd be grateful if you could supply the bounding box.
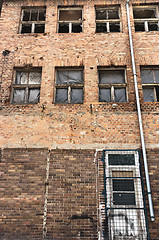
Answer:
[20,5,159,34]
[11,67,159,105]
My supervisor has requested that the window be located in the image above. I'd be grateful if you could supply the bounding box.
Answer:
[99,150,148,240]
[11,68,41,104]
[133,6,159,32]
[141,68,159,102]
[98,69,127,102]
[95,6,121,33]
[20,7,46,34]
[55,69,83,103]
[58,7,83,33]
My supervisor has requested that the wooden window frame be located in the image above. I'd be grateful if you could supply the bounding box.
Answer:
[133,5,159,32]
[95,6,121,33]
[19,7,46,34]
[11,68,42,105]
[55,68,84,104]
[58,7,83,33]
[98,68,127,102]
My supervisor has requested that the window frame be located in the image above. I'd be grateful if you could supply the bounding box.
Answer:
[133,5,159,32]
[95,6,121,33]
[19,7,46,34]
[98,67,127,102]
[11,68,42,105]
[141,67,159,102]
[55,68,84,104]
[58,6,83,33]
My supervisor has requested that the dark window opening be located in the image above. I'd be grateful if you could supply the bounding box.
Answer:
[35,24,45,33]
[72,23,82,33]
[110,22,120,32]
[133,9,156,19]
[21,24,32,33]
[135,22,145,32]
[96,23,107,33]
[148,22,158,31]
[59,23,69,33]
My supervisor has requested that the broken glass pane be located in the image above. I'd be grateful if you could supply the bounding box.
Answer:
[35,24,45,33]
[108,9,119,19]
[141,70,154,83]
[99,88,111,102]
[71,89,83,103]
[143,88,154,102]
[133,9,156,19]
[23,10,30,21]
[39,10,46,21]
[96,23,107,33]
[21,24,32,33]
[13,89,25,104]
[113,193,136,205]
[59,10,82,21]
[59,23,69,33]
[55,89,68,103]
[115,88,126,102]
[31,10,38,21]
[72,23,82,33]
[148,22,158,31]
[29,72,41,84]
[134,22,145,32]
[110,22,120,32]
[99,70,125,84]
[96,9,106,20]
[28,88,40,103]
[16,72,28,84]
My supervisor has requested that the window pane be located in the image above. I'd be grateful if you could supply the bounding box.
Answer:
[35,24,45,33]
[141,70,154,83]
[23,10,30,21]
[39,10,46,21]
[115,88,127,102]
[68,71,83,84]
[154,70,159,83]
[113,193,136,205]
[148,22,158,31]
[72,23,82,33]
[143,88,154,102]
[57,71,68,84]
[21,24,32,33]
[99,88,111,102]
[108,9,119,19]
[113,180,134,191]
[31,10,38,21]
[59,10,82,21]
[16,72,28,84]
[99,70,125,84]
[71,89,83,103]
[133,9,156,19]
[55,89,68,103]
[29,72,41,84]
[156,87,159,101]
[134,22,145,32]
[59,23,69,33]
[96,9,106,20]
[96,23,107,33]
[110,23,120,32]
[13,89,25,104]
[108,154,135,165]
[28,88,40,103]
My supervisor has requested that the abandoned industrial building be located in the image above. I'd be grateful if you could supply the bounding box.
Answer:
[0,0,159,239]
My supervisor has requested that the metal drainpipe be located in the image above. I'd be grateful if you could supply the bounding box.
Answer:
[126,0,155,221]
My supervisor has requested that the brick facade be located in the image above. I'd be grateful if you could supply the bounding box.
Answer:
[0,0,159,239]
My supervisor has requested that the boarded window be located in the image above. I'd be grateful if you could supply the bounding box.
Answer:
[141,68,159,102]
[11,68,41,104]
[95,7,121,33]
[58,7,83,33]
[133,6,159,32]
[98,69,127,102]
[55,69,83,104]
[20,7,46,33]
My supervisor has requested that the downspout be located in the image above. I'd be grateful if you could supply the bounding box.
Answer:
[126,0,155,221]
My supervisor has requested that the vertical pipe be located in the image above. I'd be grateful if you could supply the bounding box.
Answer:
[126,0,155,221]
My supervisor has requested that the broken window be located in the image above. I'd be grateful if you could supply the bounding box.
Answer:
[99,150,148,239]
[133,6,159,32]
[95,7,121,33]
[141,68,159,102]
[58,7,83,33]
[11,68,41,104]
[98,69,127,102]
[55,69,83,103]
[20,7,46,34]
